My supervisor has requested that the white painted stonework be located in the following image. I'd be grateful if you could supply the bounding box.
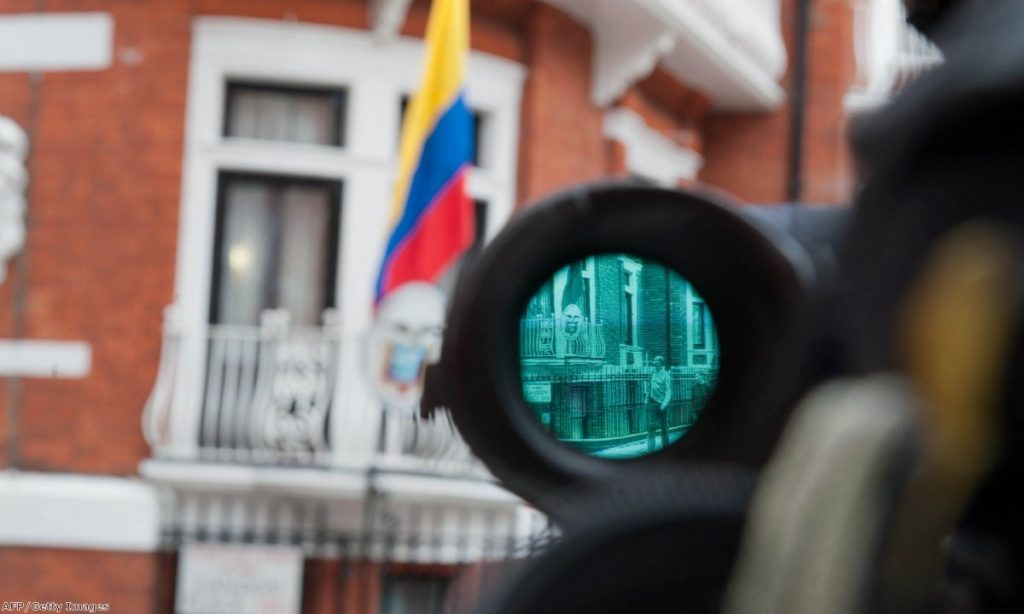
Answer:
[0,340,92,378]
[544,0,786,111]
[0,116,27,285]
[0,12,113,72]
[603,107,703,186]
[0,472,162,551]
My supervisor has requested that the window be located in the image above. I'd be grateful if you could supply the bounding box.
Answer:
[224,82,346,146]
[620,257,642,346]
[624,270,637,346]
[210,174,341,325]
[693,301,707,349]
[436,199,489,296]
[169,20,525,460]
[472,199,488,249]
[380,574,450,614]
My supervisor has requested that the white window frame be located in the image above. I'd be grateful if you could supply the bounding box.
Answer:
[619,256,641,346]
[581,256,596,322]
[168,17,525,457]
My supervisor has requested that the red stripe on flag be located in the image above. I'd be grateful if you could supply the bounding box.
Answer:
[380,170,474,297]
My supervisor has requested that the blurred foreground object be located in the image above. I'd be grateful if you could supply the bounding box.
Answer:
[726,223,1022,614]
[723,376,917,614]
[883,223,1022,612]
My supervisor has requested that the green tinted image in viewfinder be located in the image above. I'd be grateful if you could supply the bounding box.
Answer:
[519,254,720,460]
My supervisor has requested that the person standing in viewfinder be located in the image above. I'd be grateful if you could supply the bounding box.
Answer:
[646,356,672,452]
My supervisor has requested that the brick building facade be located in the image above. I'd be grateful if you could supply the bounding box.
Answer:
[0,0,936,611]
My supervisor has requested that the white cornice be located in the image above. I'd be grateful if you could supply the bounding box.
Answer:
[544,0,786,112]
[603,107,702,186]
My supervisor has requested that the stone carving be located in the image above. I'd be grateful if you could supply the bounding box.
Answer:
[0,116,28,284]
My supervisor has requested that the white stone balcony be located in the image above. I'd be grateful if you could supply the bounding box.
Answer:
[520,317,607,360]
[142,305,483,478]
[139,305,543,563]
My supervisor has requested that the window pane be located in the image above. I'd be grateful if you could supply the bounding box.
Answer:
[473,198,488,248]
[277,185,333,325]
[217,181,275,326]
[212,175,340,325]
[225,83,345,146]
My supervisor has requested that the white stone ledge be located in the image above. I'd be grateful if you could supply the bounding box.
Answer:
[371,471,523,506]
[0,13,113,72]
[0,340,92,378]
[139,458,367,499]
[0,471,162,552]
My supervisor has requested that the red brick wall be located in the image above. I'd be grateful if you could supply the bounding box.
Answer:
[0,0,192,474]
[700,0,856,205]
[699,0,796,203]
[516,3,610,207]
[802,0,857,203]
[0,0,46,469]
[0,547,171,612]
[195,0,368,27]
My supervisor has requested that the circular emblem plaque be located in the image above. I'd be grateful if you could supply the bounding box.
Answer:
[365,282,447,413]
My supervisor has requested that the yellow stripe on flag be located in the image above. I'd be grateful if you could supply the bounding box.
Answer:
[389,0,469,227]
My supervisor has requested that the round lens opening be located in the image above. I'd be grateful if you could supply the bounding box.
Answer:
[519,253,720,459]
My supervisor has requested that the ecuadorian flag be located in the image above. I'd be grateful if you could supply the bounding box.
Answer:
[375,0,474,303]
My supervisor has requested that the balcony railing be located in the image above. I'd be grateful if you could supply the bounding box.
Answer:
[144,308,340,465]
[520,317,607,360]
[143,306,484,475]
